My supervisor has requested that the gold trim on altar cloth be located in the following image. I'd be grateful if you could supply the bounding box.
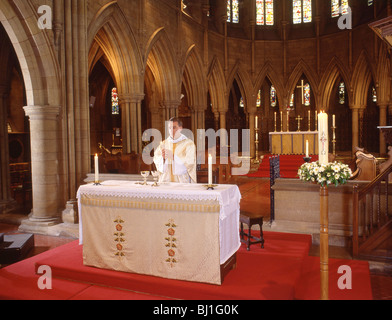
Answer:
[80,195,220,213]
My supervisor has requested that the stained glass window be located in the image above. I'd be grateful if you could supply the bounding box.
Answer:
[112,87,119,115]
[288,93,295,111]
[293,0,312,24]
[293,0,302,24]
[339,82,346,105]
[239,97,244,108]
[304,83,311,106]
[372,87,377,103]
[256,90,262,108]
[368,0,373,5]
[227,0,239,24]
[332,0,349,17]
[256,0,265,25]
[303,0,312,23]
[270,85,277,107]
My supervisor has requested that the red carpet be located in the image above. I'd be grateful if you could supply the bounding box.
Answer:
[0,231,372,300]
[248,154,319,179]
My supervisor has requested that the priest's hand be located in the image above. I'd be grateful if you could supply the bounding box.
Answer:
[162,148,173,161]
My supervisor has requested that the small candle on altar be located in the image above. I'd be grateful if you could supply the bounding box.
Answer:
[255,116,258,129]
[306,140,309,158]
[318,112,329,165]
[274,112,277,122]
[94,154,99,183]
[333,114,336,127]
[208,154,213,186]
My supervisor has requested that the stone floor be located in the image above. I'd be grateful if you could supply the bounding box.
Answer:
[1,175,392,300]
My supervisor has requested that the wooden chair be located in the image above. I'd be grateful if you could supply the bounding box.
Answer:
[240,211,265,251]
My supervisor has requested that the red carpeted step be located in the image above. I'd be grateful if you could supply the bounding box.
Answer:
[294,256,373,300]
[248,154,319,179]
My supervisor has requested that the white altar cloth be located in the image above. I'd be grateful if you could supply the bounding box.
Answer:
[77,180,241,285]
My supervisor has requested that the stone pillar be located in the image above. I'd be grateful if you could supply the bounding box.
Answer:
[131,94,145,154]
[20,106,62,232]
[379,103,388,155]
[249,113,256,159]
[351,107,360,153]
[118,94,132,154]
[0,87,13,212]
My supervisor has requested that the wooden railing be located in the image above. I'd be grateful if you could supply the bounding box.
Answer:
[352,164,392,257]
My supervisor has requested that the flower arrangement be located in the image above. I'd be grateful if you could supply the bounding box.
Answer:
[298,161,352,187]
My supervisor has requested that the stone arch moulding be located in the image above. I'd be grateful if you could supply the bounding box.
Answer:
[208,56,227,114]
[319,56,352,111]
[88,1,144,95]
[145,28,181,104]
[286,60,320,111]
[254,62,285,110]
[182,44,207,110]
[226,62,253,113]
[351,51,375,108]
[0,0,61,107]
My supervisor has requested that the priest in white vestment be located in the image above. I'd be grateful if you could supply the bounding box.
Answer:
[154,117,197,183]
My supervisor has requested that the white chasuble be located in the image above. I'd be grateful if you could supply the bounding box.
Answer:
[154,134,197,184]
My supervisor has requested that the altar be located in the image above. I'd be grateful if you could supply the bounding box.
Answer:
[269,131,318,155]
[77,180,241,285]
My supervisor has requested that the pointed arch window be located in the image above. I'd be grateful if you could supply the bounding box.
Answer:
[270,85,277,107]
[239,97,245,108]
[293,0,312,24]
[256,90,262,108]
[372,87,377,103]
[339,82,346,105]
[332,0,349,18]
[304,83,311,106]
[256,0,274,26]
[227,0,239,24]
[112,87,120,115]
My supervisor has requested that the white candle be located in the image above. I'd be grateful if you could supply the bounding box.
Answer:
[333,114,336,127]
[208,154,213,186]
[318,112,329,165]
[255,116,258,129]
[306,140,309,158]
[94,154,99,183]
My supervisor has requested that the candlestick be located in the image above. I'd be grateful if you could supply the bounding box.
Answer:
[274,112,277,132]
[208,154,213,186]
[315,111,318,131]
[94,154,100,185]
[318,112,329,165]
[287,112,289,132]
[280,111,283,132]
[308,110,311,131]
[306,140,309,158]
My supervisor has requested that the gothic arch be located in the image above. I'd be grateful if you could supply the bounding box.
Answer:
[254,62,285,110]
[319,56,352,110]
[145,28,181,103]
[208,56,227,114]
[351,51,374,107]
[227,62,253,112]
[88,2,143,95]
[182,45,207,110]
[374,43,391,104]
[0,0,61,106]
[287,60,320,110]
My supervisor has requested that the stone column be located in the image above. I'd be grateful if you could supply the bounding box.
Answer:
[0,87,13,212]
[131,94,145,154]
[379,103,388,155]
[249,113,256,159]
[118,94,132,154]
[20,106,62,233]
[351,107,360,154]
